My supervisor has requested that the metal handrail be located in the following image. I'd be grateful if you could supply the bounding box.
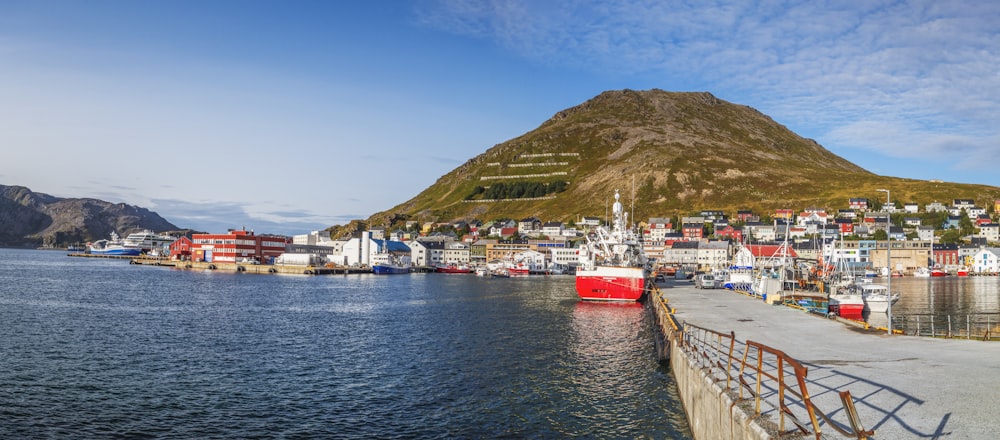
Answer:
[668,320,873,439]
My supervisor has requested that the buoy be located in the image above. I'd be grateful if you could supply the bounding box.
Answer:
[268,268,277,274]
[208,264,216,270]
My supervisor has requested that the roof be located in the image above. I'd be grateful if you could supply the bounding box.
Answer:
[746,244,798,258]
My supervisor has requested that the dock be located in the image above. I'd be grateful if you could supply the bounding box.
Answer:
[655,279,1000,439]
[127,258,371,275]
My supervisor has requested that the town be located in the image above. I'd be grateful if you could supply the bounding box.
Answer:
[136,196,1000,276]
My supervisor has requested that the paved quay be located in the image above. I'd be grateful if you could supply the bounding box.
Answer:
[659,279,1000,439]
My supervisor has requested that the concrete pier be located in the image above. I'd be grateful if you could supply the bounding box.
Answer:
[658,279,1000,439]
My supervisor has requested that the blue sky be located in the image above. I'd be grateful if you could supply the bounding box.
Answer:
[2,1,998,235]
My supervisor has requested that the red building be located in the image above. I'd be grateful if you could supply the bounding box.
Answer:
[191,229,290,263]
[715,225,743,242]
[169,236,193,260]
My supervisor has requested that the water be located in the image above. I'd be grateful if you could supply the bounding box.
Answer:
[865,276,1000,334]
[0,249,691,438]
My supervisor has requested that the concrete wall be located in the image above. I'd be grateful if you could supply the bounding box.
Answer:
[670,340,773,439]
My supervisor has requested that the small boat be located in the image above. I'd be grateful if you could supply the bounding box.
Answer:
[860,283,899,314]
[930,266,947,277]
[435,264,473,274]
[957,268,969,277]
[913,267,931,278]
[828,289,865,320]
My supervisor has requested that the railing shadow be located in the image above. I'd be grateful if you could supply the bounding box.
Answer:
[675,321,952,439]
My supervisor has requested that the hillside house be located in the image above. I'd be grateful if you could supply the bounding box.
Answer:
[835,217,854,234]
[903,203,919,213]
[954,199,975,208]
[700,210,725,221]
[540,221,564,238]
[904,217,922,226]
[647,217,674,240]
[979,223,1000,243]
[715,225,743,242]
[837,209,857,219]
[944,216,961,229]
[580,216,602,228]
[681,223,704,241]
[926,201,947,213]
[774,209,794,219]
[849,198,869,210]
[736,210,755,222]
[518,217,541,235]
[916,226,935,241]
[796,211,829,227]
[976,215,993,226]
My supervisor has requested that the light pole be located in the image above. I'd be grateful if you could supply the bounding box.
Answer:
[877,188,893,335]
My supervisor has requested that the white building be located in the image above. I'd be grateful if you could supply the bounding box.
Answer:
[341,232,410,267]
[980,224,1000,243]
[696,241,730,270]
[550,247,580,268]
[971,248,1000,273]
[442,241,471,265]
[408,240,445,266]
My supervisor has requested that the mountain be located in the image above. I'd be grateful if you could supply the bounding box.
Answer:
[360,89,1000,228]
[0,185,181,248]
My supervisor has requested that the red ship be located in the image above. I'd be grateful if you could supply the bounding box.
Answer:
[575,190,651,302]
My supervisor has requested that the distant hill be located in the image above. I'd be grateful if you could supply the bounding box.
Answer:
[0,185,181,248]
[353,89,1000,230]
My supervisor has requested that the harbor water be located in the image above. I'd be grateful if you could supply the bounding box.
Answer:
[0,249,691,438]
[869,276,1000,336]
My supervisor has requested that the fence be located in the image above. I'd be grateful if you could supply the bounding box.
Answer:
[891,313,998,340]
[674,320,874,439]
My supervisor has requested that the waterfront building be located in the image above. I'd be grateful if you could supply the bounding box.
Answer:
[971,247,1000,273]
[190,228,289,263]
[169,236,193,260]
[341,232,411,267]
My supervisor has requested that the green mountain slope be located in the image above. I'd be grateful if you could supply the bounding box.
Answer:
[362,89,1000,228]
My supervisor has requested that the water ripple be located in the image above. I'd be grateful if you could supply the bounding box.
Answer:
[0,249,690,438]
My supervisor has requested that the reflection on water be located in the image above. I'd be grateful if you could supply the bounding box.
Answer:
[866,277,1000,336]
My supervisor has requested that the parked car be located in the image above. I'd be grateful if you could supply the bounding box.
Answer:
[695,274,716,289]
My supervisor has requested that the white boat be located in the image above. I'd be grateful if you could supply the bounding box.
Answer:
[121,230,176,252]
[913,267,931,277]
[860,283,899,314]
[88,232,142,256]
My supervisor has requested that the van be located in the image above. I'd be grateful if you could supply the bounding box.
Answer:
[695,274,716,289]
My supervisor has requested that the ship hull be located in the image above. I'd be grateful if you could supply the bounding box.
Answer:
[829,297,865,320]
[372,265,409,274]
[89,247,142,256]
[575,266,647,302]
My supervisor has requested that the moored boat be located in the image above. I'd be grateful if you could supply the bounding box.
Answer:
[87,232,143,256]
[370,239,411,274]
[575,190,651,302]
[860,283,899,314]
[435,264,473,274]
[828,289,865,320]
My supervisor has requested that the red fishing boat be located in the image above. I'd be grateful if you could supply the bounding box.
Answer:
[575,190,651,302]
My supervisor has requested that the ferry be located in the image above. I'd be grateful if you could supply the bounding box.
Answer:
[88,232,142,256]
[121,229,176,252]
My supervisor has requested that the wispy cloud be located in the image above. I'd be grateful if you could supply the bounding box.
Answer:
[417,0,1000,168]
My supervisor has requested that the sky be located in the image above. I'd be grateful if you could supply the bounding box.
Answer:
[2,1,999,235]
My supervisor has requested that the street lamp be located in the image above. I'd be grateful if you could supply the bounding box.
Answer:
[876,188,893,335]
